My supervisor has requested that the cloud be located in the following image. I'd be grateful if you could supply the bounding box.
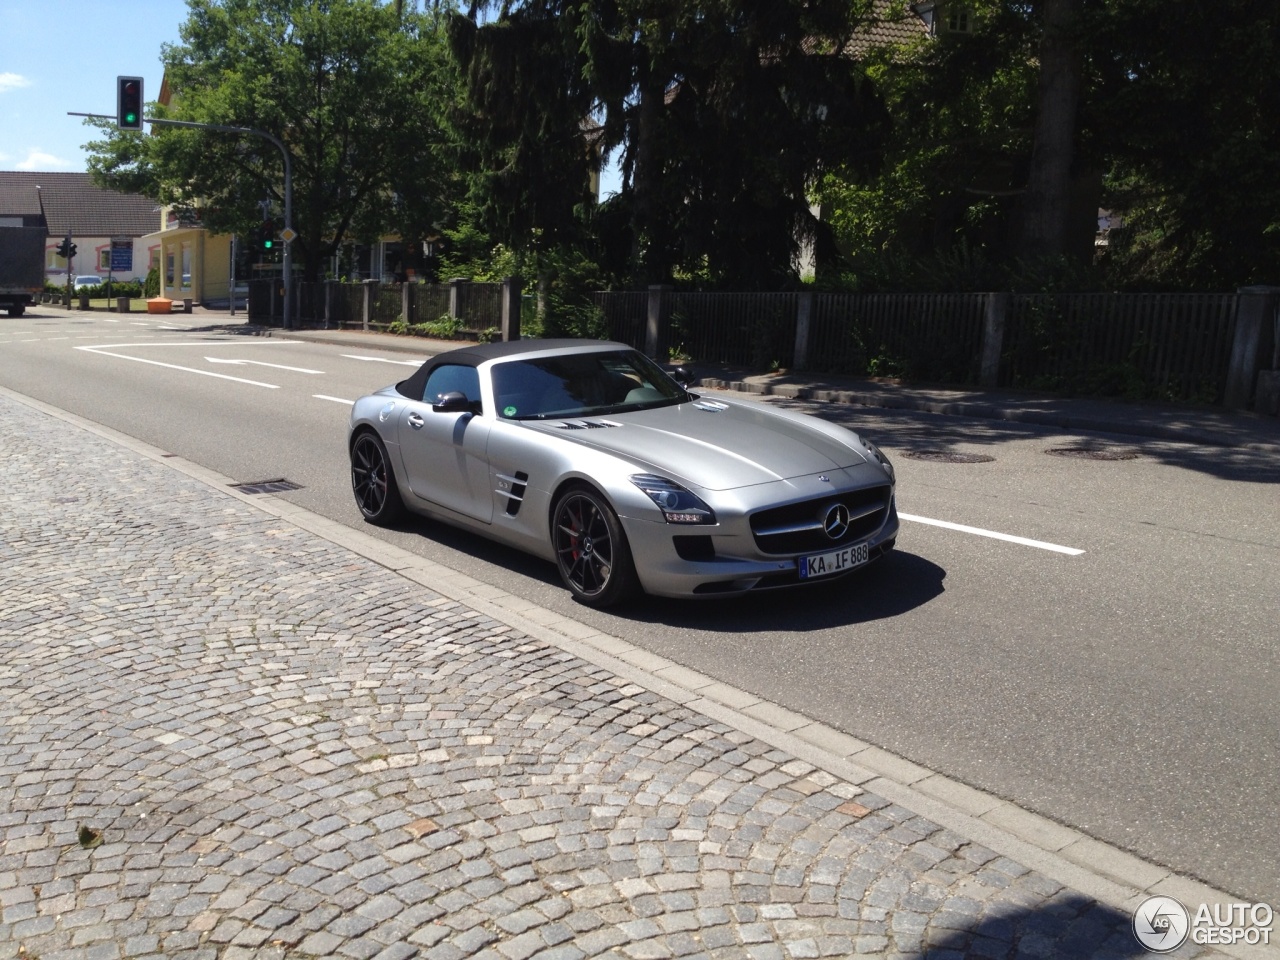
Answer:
[15,150,73,171]
[0,72,32,93]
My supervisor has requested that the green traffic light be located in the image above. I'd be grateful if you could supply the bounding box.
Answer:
[125,112,137,124]
[263,240,274,249]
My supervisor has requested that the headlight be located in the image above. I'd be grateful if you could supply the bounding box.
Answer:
[630,475,717,524]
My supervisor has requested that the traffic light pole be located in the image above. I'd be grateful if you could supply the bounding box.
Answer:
[145,118,294,330]
[67,111,295,328]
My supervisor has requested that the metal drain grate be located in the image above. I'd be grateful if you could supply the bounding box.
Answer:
[230,478,304,495]
[903,450,995,464]
[1045,447,1139,461]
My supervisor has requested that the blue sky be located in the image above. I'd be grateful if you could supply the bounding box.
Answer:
[0,1,621,194]
[0,1,187,172]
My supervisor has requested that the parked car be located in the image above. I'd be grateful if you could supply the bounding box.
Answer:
[72,275,103,290]
[347,339,898,607]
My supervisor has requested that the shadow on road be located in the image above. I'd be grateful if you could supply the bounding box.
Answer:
[392,514,945,632]
[768,397,1280,485]
[912,894,1152,959]
[618,550,946,631]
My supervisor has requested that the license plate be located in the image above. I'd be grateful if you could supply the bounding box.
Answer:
[798,541,870,579]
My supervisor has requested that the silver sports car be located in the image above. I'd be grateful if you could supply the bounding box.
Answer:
[348,339,898,607]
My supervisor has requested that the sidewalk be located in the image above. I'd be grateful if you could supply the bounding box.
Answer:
[1,387,1259,954]
[236,317,1280,453]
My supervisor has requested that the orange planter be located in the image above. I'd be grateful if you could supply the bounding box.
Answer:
[146,298,173,314]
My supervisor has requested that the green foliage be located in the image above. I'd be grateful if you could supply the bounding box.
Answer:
[820,0,1280,291]
[76,280,145,299]
[453,0,891,290]
[85,0,457,282]
[1090,0,1280,289]
[144,266,161,299]
[389,313,465,339]
[421,313,464,339]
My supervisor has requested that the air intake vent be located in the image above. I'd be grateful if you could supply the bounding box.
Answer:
[551,420,620,430]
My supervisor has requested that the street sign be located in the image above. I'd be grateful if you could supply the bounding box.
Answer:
[279,227,297,244]
[109,239,133,273]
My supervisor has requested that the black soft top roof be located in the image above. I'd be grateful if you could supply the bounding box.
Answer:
[395,338,629,400]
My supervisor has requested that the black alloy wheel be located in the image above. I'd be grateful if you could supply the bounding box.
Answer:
[552,487,638,608]
[351,432,405,526]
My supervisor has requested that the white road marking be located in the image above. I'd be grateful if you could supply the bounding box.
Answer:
[206,357,323,374]
[899,513,1085,555]
[102,318,120,323]
[80,340,302,349]
[341,354,422,367]
[76,345,280,388]
[314,394,354,405]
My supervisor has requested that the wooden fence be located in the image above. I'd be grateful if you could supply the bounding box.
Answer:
[593,287,1275,406]
[248,278,510,336]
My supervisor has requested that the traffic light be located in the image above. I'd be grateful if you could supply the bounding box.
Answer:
[56,236,76,260]
[258,220,276,252]
[117,76,144,131]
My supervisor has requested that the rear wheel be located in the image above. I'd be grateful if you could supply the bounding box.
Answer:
[6,304,24,317]
[350,432,405,526]
[552,486,639,608]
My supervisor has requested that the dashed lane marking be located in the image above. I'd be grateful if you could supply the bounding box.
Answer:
[900,512,1085,555]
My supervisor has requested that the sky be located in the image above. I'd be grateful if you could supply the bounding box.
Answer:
[0,1,622,194]
[0,1,188,173]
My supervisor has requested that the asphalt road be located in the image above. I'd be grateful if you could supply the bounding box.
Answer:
[2,307,1277,907]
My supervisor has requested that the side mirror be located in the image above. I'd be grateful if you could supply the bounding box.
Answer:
[671,365,697,387]
[432,391,475,414]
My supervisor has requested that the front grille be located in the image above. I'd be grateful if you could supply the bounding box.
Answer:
[750,485,891,555]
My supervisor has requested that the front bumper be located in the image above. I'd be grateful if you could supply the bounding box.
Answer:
[622,489,900,600]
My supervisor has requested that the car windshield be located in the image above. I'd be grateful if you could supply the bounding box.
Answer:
[491,349,687,420]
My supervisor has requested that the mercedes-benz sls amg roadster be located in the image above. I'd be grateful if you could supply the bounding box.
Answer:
[348,339,898,607]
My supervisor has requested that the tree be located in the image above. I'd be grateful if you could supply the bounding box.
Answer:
[1093,0,1280,288]
[448,0,890,291]
[1019,0,1084,259]
[819,0,1280,291]
[86,0,456,282]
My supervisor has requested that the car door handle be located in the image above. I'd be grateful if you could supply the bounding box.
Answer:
[407,413,425,429]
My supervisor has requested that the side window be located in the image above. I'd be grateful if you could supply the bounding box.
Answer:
[422,364,482,409]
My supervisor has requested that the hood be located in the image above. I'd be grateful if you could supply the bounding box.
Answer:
[527,398,872,491]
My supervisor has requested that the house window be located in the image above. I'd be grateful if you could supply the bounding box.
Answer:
[99,249,112,272]
[945,6,972,33]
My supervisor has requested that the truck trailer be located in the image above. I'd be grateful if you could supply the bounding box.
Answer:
[0,223,47,317]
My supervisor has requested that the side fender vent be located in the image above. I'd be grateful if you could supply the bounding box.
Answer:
[498,471,530,516]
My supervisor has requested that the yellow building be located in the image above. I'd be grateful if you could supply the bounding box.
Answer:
[140,207,241,305]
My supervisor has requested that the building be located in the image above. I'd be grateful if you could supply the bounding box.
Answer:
[0,172,158,286]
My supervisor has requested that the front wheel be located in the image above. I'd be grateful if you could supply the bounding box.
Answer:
[552,487,639,608]
[350,431,405,526]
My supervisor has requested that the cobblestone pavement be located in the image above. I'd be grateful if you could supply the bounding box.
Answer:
[0,393,1232,960]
